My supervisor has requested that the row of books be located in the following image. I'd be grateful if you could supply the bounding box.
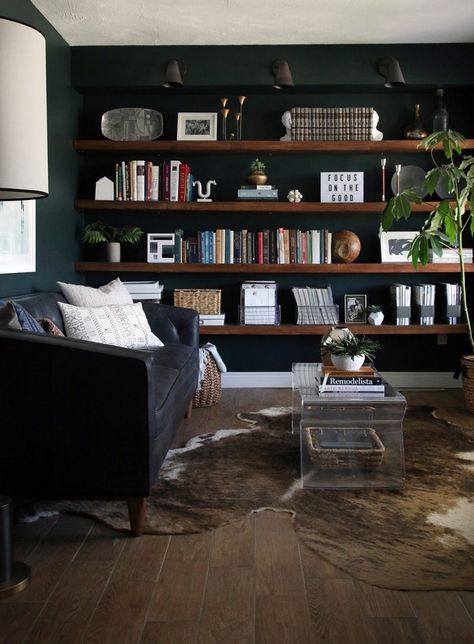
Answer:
[114,159,194,202]
[292,286,338,324]
[290,107,375,141]
[390,282,462,325]
[428,247,473,263]
[172,228,333,264]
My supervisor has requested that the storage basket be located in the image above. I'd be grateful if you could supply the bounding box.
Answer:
[304,427,385,470]
[174,289,221,315]
[462,355,474,413]
[193,350,221,408]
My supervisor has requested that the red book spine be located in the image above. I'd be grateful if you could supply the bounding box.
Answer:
[178,163,190,202]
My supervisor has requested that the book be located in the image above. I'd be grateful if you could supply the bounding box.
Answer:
[199,313,225,326]
[169,160,181,202]
[136,160,145,201]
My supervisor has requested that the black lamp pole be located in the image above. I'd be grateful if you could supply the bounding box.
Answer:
[0,496,30,599]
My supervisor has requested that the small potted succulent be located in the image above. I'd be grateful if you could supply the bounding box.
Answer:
[248,158,268,185]
[368,305,384,326]
[325,334,380,371]
[82,221,144,262]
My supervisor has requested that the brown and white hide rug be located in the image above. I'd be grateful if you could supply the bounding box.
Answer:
[38,405,474,590]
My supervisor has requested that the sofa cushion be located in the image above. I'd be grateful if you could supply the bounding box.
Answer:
[0,300,45,333]
[0,302,22,330]
[37,317,65,336]
[58,301,164,349]
[58,278,133,307]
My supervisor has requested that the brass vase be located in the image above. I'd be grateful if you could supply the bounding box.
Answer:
[404,104,428,140]
[248,171,267,185]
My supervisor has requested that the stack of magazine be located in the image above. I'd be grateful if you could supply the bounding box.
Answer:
[316,365,385,397]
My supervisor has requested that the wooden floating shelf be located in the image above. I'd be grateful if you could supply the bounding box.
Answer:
[75,199,442,213]
[198,324,467,336]
[73,139,474,154]
[75,262,473,274]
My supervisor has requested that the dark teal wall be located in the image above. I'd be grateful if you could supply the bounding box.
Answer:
[0,0,82,297]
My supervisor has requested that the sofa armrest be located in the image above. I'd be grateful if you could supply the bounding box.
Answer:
[141,302,199,347]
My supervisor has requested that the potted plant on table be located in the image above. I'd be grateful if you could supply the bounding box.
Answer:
[248,158,268,185]
[82,221,144,262]
[381,130,474,411]
[325,334,380,371]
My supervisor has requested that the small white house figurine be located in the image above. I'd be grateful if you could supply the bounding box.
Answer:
[95,176,114,200]
[193,179,216,202]
[287,189,303,203]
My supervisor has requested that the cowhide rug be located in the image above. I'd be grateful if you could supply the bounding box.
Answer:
[34,405,474,590]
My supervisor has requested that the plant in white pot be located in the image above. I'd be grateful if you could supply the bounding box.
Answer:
[82,221,144,262]
[381,130,474,411]
[368,304,384,326]
[326,335,380,371]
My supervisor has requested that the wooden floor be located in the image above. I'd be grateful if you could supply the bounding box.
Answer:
[2,389,473,644]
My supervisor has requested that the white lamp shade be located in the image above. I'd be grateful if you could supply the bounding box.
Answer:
[0,18,48,200]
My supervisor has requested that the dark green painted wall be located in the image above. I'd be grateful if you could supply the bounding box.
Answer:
[0,0,82,297]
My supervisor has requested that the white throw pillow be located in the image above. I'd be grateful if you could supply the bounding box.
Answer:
[58,302,164,349]
[57,278,133,307]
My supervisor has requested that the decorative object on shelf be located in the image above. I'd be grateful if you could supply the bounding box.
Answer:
[288,107,383,141]
[344,294,368,324]
[380,156,386,202]
[325,334,380,371]
[379,230,418,263]
[331,230,361,263]
[272,59,294,89]
[404,104,428,140]
[176,112,217,141]
[82,222,144,263]
[147,232,176,263]
[101,108,163,141]
[280,110,292,141]
[377,56,405,88]
[368,305,384,326]
[95,177,114,200]
[163,59,186,88]
[248,159,268,185]
[237,95,246,140]
[381,130,474,412]
[220,98,229,140]
[193,179,216,202]
[391,165,427,198]
[320,172,364,203]
[287,189,303,203]
[320,326,354,365]
[432,89,449,132]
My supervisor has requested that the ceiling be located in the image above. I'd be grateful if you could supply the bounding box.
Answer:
[31,0,474,46]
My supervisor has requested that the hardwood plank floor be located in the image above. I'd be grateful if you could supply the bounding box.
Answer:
[4,388,473,644]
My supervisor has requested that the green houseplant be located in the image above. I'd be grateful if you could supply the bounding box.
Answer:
[381,130,474,410]
[248,158,268,186]
[325,334,380,371]
[82,222,144,262]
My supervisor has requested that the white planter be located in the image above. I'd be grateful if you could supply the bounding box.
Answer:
[107,242,121,263]
[368,311,384,325]
[330,353,365,371]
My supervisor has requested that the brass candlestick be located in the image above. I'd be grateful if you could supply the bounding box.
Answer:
[221,107,230,141]
[237,95,246,140]
[234,112,241,141]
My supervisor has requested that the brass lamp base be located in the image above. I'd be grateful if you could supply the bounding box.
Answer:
[0,561,31,599]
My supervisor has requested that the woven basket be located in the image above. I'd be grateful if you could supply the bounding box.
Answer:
[174,289,221,315]
[304,427,385,470]
[462,355,474,413]
[193,350,221,408]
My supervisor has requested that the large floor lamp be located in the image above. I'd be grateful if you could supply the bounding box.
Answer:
[0,16,49,598]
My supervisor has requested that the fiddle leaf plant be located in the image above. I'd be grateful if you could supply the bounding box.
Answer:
[381,130,474,354]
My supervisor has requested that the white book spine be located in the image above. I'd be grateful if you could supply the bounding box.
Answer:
[136,160,145,201]
[151,165,159,201]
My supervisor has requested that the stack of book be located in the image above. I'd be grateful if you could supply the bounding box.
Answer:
[237,185,278,200]
[428,247,473,263]
[122,280,163,301]
[390,283,411,325]
[316,365,385,397]
[290,107,375,141]
[412,283,436,325]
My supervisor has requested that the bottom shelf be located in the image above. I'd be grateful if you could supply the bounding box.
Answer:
[198,324,467,335]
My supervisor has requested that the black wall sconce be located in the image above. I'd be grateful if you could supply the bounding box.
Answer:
[163,59,186,88]
[272,59,294,89]
[377,57,405,88]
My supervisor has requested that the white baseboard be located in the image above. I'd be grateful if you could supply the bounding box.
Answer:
[221,371,462,389]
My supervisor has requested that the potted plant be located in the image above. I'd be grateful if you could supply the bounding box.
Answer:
[248,158,268,185]
[82,221,144,262]
[381,129,474,410]
[368,305,384,326]
[325,334,380,371]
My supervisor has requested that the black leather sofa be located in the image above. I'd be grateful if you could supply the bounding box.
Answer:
[0,292,199,536]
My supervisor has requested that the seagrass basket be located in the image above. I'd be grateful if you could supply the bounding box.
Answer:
[192,350,221,408]
[174,289,221,315]
[462,355,474,413]
[304,427,385,470]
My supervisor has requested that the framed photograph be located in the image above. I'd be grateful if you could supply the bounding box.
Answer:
[344,294,367,323]
[176,112,218,141]
[380,231,417,262]
[0,200,36,274]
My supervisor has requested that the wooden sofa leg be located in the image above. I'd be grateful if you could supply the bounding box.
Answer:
[127,497,147,537]
[185,398,193,419]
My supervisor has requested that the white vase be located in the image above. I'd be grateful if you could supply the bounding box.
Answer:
[368,311,384,326]
[107,242,121,262]
[330,353,365,371]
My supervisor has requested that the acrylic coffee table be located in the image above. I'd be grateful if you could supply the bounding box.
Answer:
[292,363,406,489]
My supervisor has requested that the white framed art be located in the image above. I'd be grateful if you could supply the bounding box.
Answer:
[0,200,36,273]
[380,231,417,263]
[176,112,218,141]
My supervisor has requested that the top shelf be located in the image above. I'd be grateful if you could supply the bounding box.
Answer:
[73,139,474,154]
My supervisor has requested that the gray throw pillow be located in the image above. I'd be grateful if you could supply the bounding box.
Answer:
[0,302,22,330]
